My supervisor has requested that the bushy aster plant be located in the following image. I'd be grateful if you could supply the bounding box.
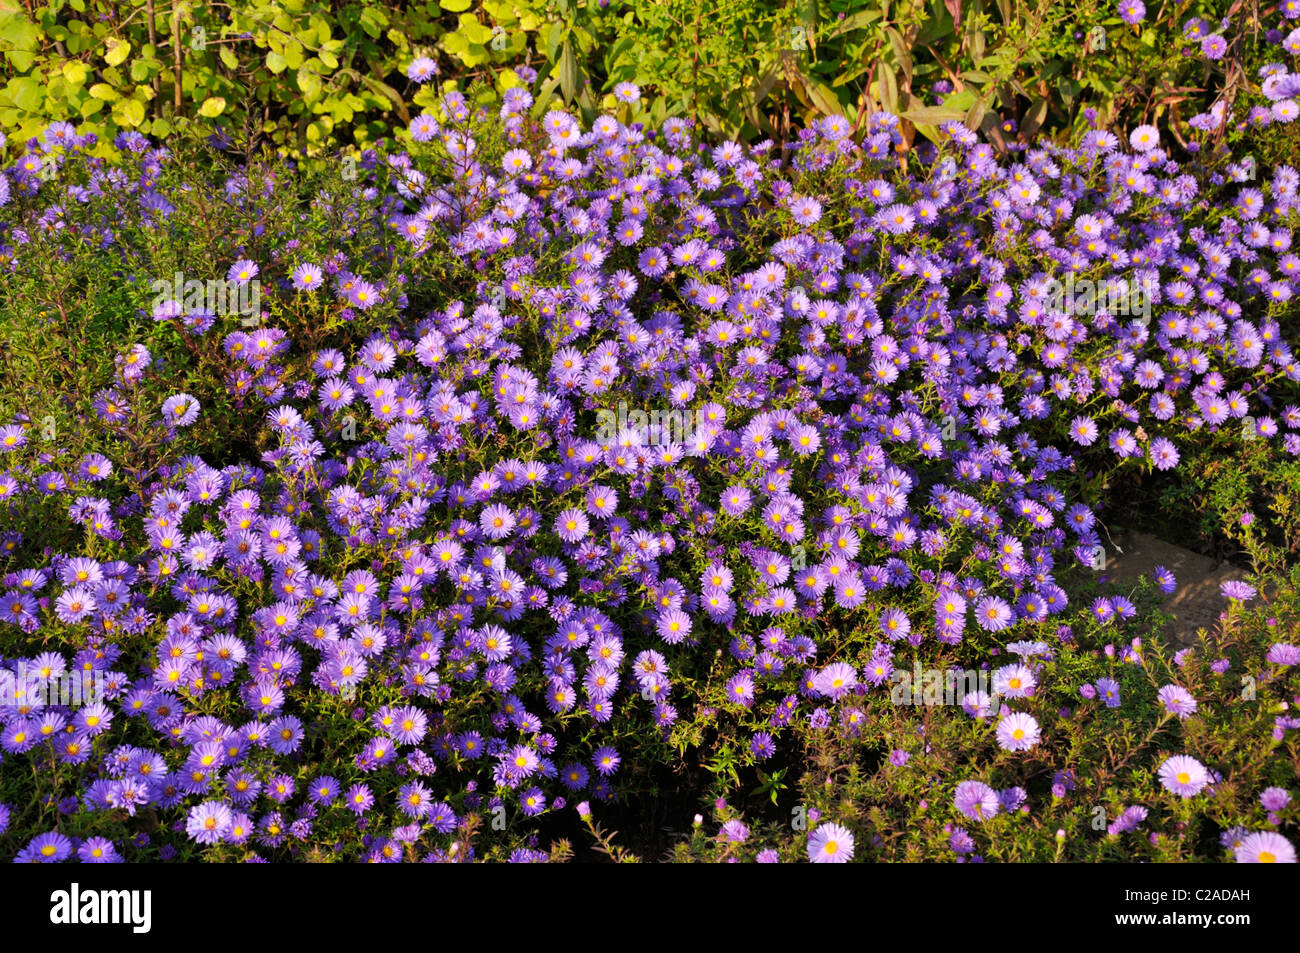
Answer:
[0,27,1298,862]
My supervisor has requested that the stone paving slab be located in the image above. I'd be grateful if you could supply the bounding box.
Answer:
[1097,531,1255,648]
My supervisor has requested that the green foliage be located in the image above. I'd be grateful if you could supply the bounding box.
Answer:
[0,47,1296,860]
[0,0,447,158]
[657,567,1300,862]
[0,0,1280,162]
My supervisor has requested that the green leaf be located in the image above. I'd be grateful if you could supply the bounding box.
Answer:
[440,0,473,10]
[825,9,881,38]
[885,27,912,85]
[558,37,579,103]
[1,14,43,72]
[963,9,985,63]
[88,82,120,101]
[119,97,145,126]
[198,95,226,117]
[903,105,965,124]
[325,96,354,122]
[916,5,955,46]
[62,61,88,86]
[545,22,563,63]
[359,75,408,121]
[832,61,873,88]
[7,76,45,112]
[911,121,943,144]
[311,16,332,45]
[296,69,321,98]
[1021,94,1049,139]
[104,36,130,66]
[744,63,781,110]
[531,75,560,117]
[458,14,492,46]
[443,30,470,56]
[964,91,988,131]
[941,89,977,113]
[266,50,287,74]
[879,65,899,115]
[801,75,840,117]
[357,7,387,38]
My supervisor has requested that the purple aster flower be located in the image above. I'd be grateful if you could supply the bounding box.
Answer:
[807,822,854,863]
[555,508,590,543]
[291,263,323,291]
[751,732,776,759]
[409,114,439,142]
[346,783,374,815]
[1159,755,1209,797]
[725,672,755,707]
[1260,787,1291,812]
[1220,580,1257,602]
[309,776,339,805]
[656,607,692,643]
[1157,684,1198,719]
[1069,415,1099,446]
[186,800,233,844]
[814,661,858,699]
[592,746,621,776]
[1266,643,1300,666]
[228,259,258,285]
[1234,831,1296,863]
[720,485,752,515]
[406,57,439,82]
[721,819,749,843]
[992,663,1035,698]
[996,711,1041,751]
[974,596,1014,632]
[1096,677,1121,707]
[161,393,200,427]
[77,837,122,863]
[1149,437,1180,470]
[962,690,997,719]
[1107,805,1149,836]
[21,831,73,863]
[954,780,1000,821]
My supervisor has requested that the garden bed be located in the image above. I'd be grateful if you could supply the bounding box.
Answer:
[0,5,1298,868]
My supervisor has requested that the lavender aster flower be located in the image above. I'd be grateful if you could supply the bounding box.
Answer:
[1235,831,1296,863]
[1159,755,1209,797]
[954,780,1000,821]
[807,822,854,862]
